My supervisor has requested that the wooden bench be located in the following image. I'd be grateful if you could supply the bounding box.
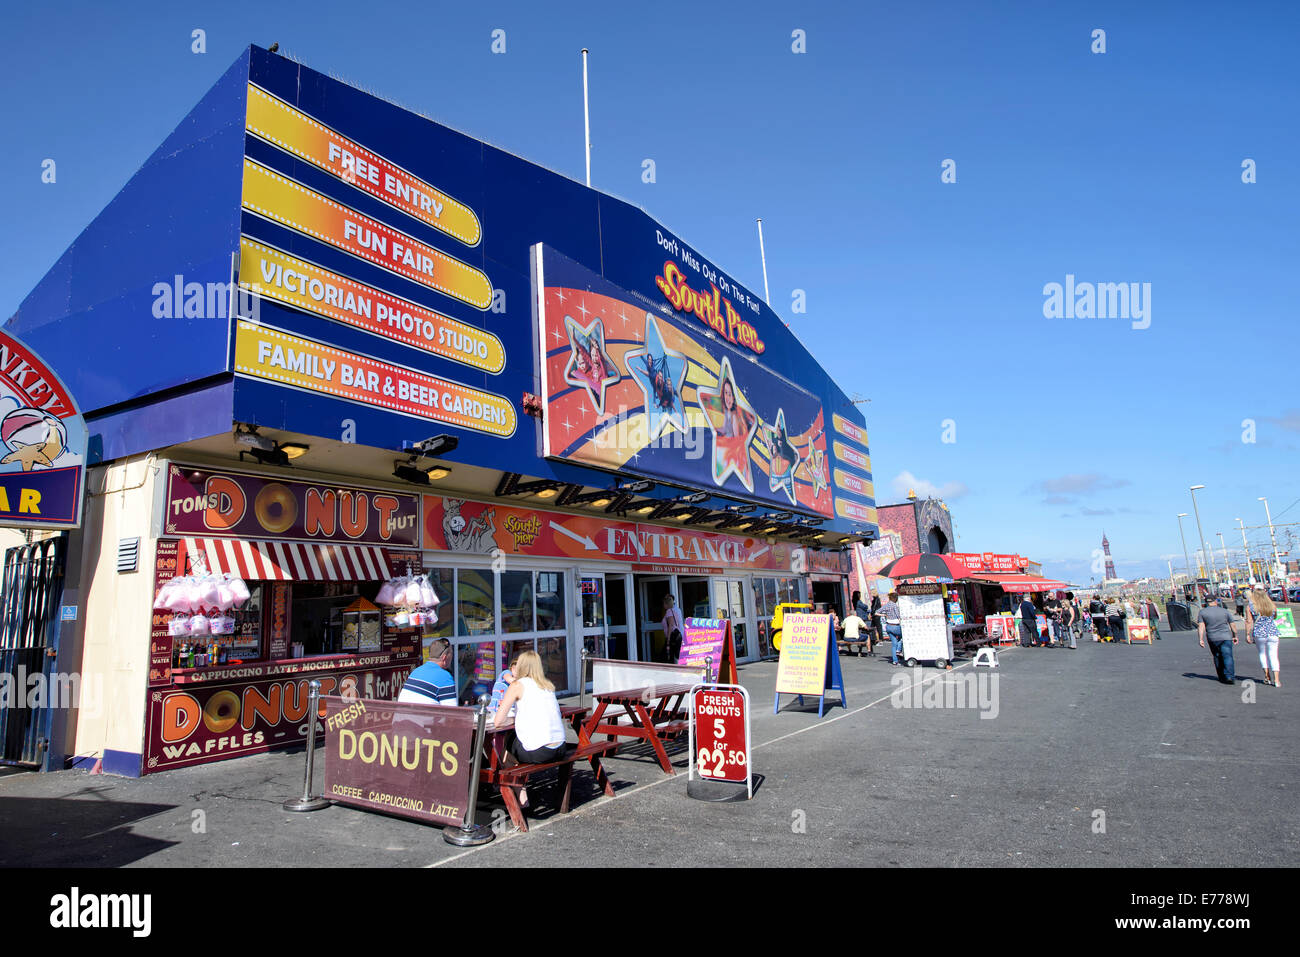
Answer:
[488,740,620,832]
[582,683,694,774]
[837,639,871,657]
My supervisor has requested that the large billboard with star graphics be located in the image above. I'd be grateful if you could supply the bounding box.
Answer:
[7,45,876,540]
[538,245,837,518]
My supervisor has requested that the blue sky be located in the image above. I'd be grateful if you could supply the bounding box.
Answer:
[3,0,1297,584]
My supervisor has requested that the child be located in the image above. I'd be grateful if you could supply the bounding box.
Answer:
[488,654,521,720]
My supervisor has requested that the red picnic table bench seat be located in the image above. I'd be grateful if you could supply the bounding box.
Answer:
[581,683,695,775]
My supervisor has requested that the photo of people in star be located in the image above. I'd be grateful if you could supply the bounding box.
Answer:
[625,313,687,442]
[698,357,758,492]
[765,409,802,504]
[562,314,620,413]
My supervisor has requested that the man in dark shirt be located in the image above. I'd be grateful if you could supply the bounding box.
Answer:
[1088,595,1108,640]
[1197,599,1238,684]
[1018,596,1038,647]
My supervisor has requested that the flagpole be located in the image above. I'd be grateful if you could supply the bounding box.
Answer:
[756,218,770,305]
[582,49,591,187]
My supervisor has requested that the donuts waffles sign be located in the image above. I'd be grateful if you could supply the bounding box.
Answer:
[0,329,88,529]
[146,661,414,772]
[162,463,420,546]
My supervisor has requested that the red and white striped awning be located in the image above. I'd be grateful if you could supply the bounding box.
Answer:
[181,537,401,582]
[969,573,1069,594]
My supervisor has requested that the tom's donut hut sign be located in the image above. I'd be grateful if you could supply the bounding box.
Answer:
[0,329,88,530]
[144,463,423,773]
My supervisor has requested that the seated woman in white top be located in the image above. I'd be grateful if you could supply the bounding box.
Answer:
[492,650,566,764]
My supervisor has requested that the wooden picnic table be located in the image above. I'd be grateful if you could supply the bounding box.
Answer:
[580,682,695,775]
[479,705,617,831]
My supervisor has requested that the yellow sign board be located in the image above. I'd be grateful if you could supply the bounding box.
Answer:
[775,613,832,696]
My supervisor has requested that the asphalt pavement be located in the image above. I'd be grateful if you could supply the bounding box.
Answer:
[1,627,1296,868]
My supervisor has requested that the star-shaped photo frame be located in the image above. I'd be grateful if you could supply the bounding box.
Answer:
[562,313,620,414]
[697,356,758,492]
[624,313,687,443]
[801,429,829,498]
[767,408,802,505]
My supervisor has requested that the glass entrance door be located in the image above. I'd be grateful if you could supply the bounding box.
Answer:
[578,573,609,660]
[605,574,633,660]
[636,575,675,662]
[712,577,752,662]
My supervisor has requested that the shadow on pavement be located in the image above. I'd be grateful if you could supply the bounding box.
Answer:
[0,794,179,867]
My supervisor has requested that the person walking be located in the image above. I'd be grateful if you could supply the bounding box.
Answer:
[1018,593,1038,647]
[870,592,884,654]
[661,594,684,663]
[1244,587,1282,687]
[1062,593,1079,649]
[852,590,874,655]
[1045,592,1064,646]
[1142,596,1162,640]
[1197,597,1239,684]
[880,591,903,665]
[1089,594,1108,641]
[1105,596,1124,644]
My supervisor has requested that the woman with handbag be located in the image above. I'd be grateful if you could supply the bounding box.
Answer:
[662,594,685,663]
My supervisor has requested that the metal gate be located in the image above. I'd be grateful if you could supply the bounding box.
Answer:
[0,536,67,767]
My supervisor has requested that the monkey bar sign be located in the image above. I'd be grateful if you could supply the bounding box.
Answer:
[0,329,88,529]
[321,695,476,827]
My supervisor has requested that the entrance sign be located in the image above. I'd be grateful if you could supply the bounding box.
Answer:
[774,613,845,716]
[321,695,476,827]
[678,617,738,684]
[688,683,752,801]
[0,329,88,529]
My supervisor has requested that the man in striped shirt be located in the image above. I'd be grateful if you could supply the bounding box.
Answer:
[397,639,457,704]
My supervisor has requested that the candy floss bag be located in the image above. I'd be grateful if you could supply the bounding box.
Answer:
[375,578,399,607]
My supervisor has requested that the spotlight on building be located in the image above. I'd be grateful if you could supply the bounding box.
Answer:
[234,425,275,452]
[404,434,460,457]
[393,461,431,485]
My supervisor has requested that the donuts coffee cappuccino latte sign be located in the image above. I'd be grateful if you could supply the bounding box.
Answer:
[161,463,420,547]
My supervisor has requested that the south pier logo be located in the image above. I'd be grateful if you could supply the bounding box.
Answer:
[503,513,541,549]
[655,260,765,354]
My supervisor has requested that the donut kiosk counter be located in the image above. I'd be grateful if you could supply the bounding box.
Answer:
[142,463,430,774]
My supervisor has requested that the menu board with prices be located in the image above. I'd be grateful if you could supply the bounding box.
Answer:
[898,584,953,664]
[149,540,181,687]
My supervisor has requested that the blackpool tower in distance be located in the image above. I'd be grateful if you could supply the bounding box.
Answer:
[1102,532,1118,581]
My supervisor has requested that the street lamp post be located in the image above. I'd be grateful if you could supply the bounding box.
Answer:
[1237,518,1254,585]
[1189,486,1217,587]
[1260,496,1283,584]
[1177,513,1194,596]
[1217,532,1233,588]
